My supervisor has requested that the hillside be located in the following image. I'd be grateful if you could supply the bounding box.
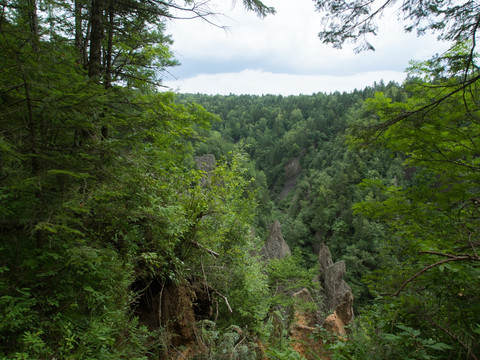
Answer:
[1,1,479,359]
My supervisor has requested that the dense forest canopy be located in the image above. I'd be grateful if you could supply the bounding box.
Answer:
[1,0,479,359]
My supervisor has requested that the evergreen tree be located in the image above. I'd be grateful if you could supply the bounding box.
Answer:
[0,1,274,358]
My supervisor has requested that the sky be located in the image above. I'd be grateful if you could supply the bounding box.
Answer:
[163,0,450,95]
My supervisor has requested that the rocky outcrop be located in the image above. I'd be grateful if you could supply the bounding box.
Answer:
[194,154,216,186]
[318,242,334,275]
[323,291,354,335]
[335,291,354,325]
[323,312,345,335]
[318,243,354,332]
[292,288,317,327]
[278,157,301,200]
[283,241,355,359]
[261,220,291,260]
[194,154,215,173]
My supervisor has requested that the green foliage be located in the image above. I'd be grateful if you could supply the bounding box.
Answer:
[242,0,276,17]
[182,84,404,312]
[347,48,480,359]
[266,347,307,360]
[266,249,319,304]
[7,1,480,358]
[195,321,258,360]
[315,0,479,53]
[325,304,456,360]
[182,51,480,359]
[0,1,278,358]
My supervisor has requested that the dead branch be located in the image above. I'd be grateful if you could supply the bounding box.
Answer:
[158,281,165,327]
[213,290,232,313]
[419,251,458,258]
[419,251,480,261]
[468,232,478,257]
[189,240,219,258]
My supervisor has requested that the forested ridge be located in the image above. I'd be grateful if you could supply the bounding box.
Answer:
[1,0,480,359]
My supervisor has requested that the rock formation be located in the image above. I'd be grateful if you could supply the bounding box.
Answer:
[194,154,216,173]
[260,220,291,260]
[287,243,355,358]
[318,243,354,333]
[194,154,215,186]
[323,291,354,335]
[278,157,302,200]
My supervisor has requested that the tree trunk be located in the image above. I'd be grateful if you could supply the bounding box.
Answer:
[101,0,115,140]
[104,0,114,89]
[74,0,85,67]
[88,0,104,79]
[24,0,43,248]
[28,0,39,50]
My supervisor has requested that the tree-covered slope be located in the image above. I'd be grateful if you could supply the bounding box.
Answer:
[181,67,480,357]
[2,0,480,358]
[179,84,408,306]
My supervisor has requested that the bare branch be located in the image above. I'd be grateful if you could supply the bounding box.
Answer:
[214,290,233,312]
[392,253,480,296]
[468,231,478,257]
[419,251,458,258]
[189,240,220,258]
[360,73,480,146]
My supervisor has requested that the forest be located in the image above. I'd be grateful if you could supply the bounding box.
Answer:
[0,0,479,359]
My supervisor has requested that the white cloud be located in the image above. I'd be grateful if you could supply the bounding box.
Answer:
[164,0,451,94]
[163,69,407,95]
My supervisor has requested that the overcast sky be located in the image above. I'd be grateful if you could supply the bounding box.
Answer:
[163,0,449,95]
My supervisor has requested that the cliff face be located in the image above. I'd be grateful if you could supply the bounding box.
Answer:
[278,157,302,200]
